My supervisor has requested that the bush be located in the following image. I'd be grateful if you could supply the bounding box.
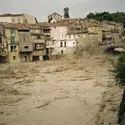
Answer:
[114,55,125,124]
[114,54,125,86]
[118,90,125,124]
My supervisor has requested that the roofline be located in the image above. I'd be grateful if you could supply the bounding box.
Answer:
[48,12,62,18]
[0,14,24,17]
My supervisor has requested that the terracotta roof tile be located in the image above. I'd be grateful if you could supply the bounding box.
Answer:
[0,14,24,17]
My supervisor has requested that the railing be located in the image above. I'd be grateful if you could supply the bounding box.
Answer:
[11,41,17,45]
[32,39,45,43]
[19,44,33,52]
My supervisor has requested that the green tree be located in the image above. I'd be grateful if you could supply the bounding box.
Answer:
[87,13,95,19]
[64,7,70,18]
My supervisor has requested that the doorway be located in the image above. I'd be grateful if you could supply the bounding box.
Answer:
[32,56,40,61]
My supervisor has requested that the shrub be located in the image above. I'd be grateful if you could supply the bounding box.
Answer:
[118,90,125,124]
[114,54,125,86]
[114,55,125,124]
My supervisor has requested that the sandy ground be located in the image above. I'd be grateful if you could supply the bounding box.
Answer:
[0,55,123,125]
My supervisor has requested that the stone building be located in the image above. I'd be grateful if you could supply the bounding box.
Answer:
[0,14,37,24]
[101,21,124,35]
[48,23,79,55]
[2,23,21,63]
[17,25,33,62]
[0,24,8,63]
[102,29,120,45]
[48,13,62,23]
[0,23,47,63]
[76,32,98,56]
[88,24,102,45]
[28,24,46,61]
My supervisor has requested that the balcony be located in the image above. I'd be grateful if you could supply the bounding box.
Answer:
[32,39,45,44]
[19,44,33,52]
[33,43,45,50]
[10,36,18,45]
[11,41,17,45]
[103,34,112,40]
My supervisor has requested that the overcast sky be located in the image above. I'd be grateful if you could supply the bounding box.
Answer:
[0,0,125,21]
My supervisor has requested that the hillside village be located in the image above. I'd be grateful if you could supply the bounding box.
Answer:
[0,12,124,63]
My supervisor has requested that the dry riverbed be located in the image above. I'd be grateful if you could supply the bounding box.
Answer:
[0,55,123,125]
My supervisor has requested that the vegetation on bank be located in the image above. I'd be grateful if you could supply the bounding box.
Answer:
[86,12,125,27]
[114,55,125,86]
[113,54,125,124]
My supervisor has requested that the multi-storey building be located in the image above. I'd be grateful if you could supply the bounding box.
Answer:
[0,23,46,63]
[0,24,8,63]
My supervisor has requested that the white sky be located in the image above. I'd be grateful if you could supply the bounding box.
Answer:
[0,0,125,21]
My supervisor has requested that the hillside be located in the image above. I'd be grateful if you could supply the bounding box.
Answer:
[86,12,125,27]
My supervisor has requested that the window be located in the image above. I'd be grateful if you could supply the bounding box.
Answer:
[24,56,28,61]
[18,18,20,23]
[37,36,41,39]
[25,19,27,24]
[12,18,15,22]
[11,46,13,52]
[11,29,16,36]
[73,42,75,47]
[52,40,54,45]
[64,42,66,47]
[24,46,29,49]
[13,56,16,60]
[10,46,17,52]
[23,36,26,42]
[11,37,15,43]
[61,50,63,54]
[0,37,2,42]
[60,42,63,47]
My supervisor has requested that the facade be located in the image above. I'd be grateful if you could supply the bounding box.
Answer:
[49,25,77,55]
[18,26,33,62]
[29,24,46,61]
[76,32,98,56]
[48,25,67,55]
[0,14,37,24]
[0,25,8,63]
[88,24,102,44]
[48,13,62,23]
[101,21,124,35]
[117,23,124,35]
[5,26,20,63]
[102,29,120,46]
[0,23,47,63]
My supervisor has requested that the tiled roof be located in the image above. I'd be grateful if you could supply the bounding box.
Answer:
[0,14,24,17]
[26,24,41,29]
[0,22,17,29]
[88,24,102,27]
[0,23,42,30]
[48,12,62,18]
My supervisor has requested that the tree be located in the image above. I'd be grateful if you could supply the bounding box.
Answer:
[48,16,53,23]
[64,7,70,18]
[87,13,95,19]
